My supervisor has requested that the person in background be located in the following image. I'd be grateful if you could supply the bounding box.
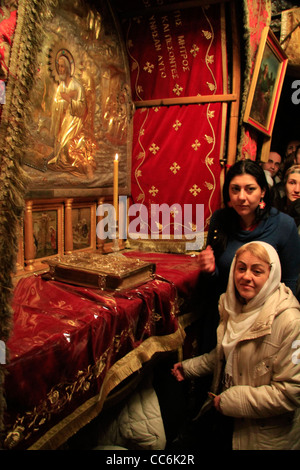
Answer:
[281,144,300,178]
[271,165,300,299]
[272,164,300,231]
[262,150,282,187]
[295,145,300,165]
[172,241,300,450]
[285,139,300,159]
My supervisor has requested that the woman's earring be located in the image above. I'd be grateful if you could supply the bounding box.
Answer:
[259,198,266,209]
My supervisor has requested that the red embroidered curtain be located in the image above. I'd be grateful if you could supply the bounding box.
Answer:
[131,103,225,238]
[120,2,228,239]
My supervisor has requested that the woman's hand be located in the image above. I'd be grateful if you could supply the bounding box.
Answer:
[208,392,222,412]
[213,395,222,412]
[171,362,185,382]
[197,245,216,273]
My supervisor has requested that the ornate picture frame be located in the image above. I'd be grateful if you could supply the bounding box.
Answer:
[24,201,64,270]
[71,202,96,252]
[243,27,288,136]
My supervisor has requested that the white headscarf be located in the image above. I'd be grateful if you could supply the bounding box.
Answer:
[221,242,281,385]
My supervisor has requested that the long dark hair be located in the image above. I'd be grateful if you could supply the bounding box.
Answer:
[207,160,271,257]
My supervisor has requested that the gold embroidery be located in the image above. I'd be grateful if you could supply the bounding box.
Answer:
[143,62,154,73]
[205,182,214,190]
[190,44,199,57]
[170,162,180,174]
[149,186,159,197]
[149,143,159,155]
[202,30,212,40]
[173,83,183,96]
[206,82,216,91]
[171,207,179,218]
[136,151,145,159]
[192,139,201,151]
[172,120,182,131]
[205,134,213,144]
[151,310,162,322]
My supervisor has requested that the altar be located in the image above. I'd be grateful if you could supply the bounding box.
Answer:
[3,251,202,450]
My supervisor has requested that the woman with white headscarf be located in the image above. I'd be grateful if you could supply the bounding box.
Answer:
[172,241,300,450]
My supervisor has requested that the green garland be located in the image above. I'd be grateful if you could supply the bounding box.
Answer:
[0,0,57,447]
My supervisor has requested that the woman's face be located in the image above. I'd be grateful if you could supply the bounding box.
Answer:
[286,172,300,202]
[234,251,270,302]
[228,174,266,219]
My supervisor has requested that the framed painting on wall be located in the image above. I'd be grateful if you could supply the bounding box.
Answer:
[32,205,64,261]
[243,27,288,137]
[24,202,64,270]
[71,203,96,252]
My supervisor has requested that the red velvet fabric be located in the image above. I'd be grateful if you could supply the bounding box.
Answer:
[125,251,201,297]
[125,4,226,100]
[4,252,201,450]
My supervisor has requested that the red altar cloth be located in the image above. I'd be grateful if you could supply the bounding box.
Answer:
[124,251,201,298]
[4,251,201,450]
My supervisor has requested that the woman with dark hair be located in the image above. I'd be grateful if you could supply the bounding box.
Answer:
[198,160,300,296]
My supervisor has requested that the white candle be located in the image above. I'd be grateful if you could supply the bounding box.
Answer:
[113,153,119,223]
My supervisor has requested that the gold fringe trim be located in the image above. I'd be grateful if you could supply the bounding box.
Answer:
[28,325,185,450]
[126,235,207,253]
